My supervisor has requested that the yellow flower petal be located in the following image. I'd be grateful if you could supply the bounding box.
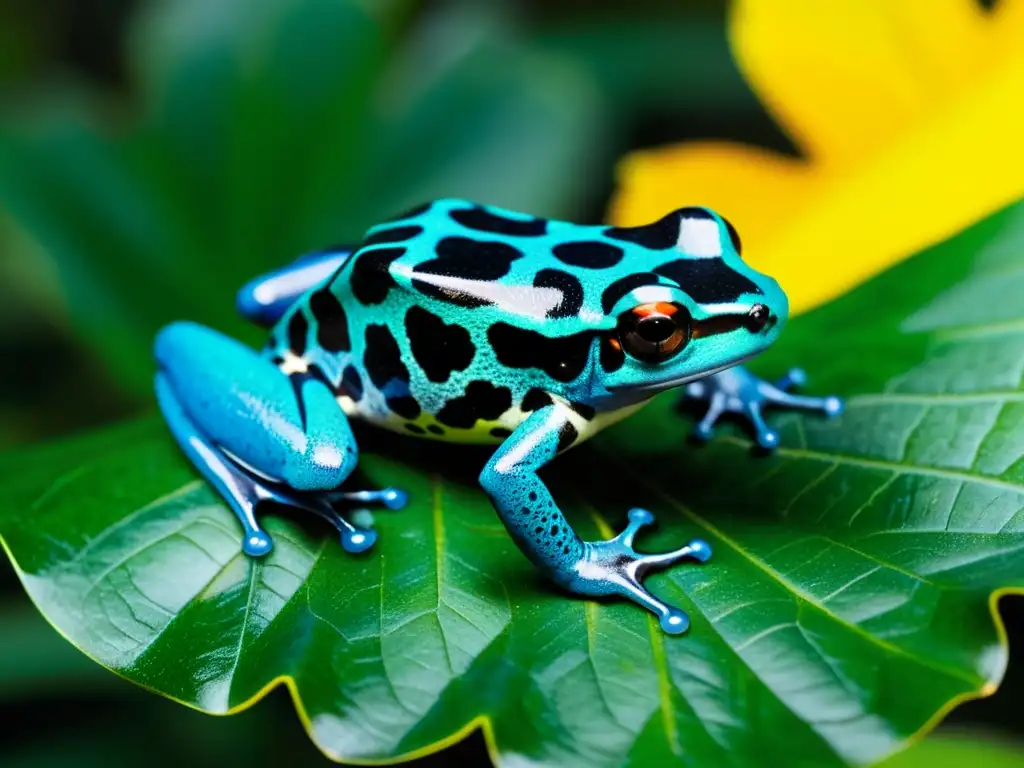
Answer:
[610,0,1024,316]
[764,53,1024,314]
[609,142,816,252]
[734,0,998,166]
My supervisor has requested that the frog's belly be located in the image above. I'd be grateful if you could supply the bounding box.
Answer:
[339,394,647,447]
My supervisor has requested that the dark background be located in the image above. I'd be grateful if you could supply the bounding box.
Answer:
[0,1,1020,765]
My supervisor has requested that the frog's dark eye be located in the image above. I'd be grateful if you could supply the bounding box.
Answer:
[723,217,742,256]
[617,302,691,364]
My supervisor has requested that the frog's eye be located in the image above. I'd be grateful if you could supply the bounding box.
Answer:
[617,302,691,364]
[723,217,742,256]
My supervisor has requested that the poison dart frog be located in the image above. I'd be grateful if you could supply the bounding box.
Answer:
[155,199,842,634]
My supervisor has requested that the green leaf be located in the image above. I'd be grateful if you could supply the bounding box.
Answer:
[1,198,1023,766]
[0,0,605,393]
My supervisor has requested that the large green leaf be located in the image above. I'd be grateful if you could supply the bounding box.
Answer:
[0,0,605,394]
[2,199,1023,767]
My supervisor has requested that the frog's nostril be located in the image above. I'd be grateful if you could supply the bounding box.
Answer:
[746,303,771,332]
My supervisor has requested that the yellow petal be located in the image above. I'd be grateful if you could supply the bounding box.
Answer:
[762,52,1024,315]
[609,0,1024,317]
[608,142,817,254]
[990,0,1024,60]
[732,0,995,167]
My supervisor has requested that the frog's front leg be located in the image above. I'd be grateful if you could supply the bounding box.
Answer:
[683,365,844,448]
[154,321,405,556]
[479,403,711,634]
[236,247,351,327]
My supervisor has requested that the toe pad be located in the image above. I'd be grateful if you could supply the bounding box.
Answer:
[342,528,378,553]
[660,608,690,635]
[381,488,409,510]
[243,534,273,557]
[688,538,713,563]
[824,396,844,416]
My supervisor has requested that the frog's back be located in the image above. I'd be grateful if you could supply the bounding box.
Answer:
[264,198,692,444]
[335,198,620,321]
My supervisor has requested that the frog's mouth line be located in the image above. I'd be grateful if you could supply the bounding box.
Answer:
[690,310,778,338]
[610,353,756,394]
[606,308,775,395]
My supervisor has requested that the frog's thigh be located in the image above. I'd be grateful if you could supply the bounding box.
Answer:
[155,321,356,491]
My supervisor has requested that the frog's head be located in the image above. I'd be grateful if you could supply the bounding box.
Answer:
[596,207,788,400]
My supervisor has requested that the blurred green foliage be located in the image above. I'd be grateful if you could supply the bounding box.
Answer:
[0,0,609,395]
[0,1,1021,766]
[0,0,767,441]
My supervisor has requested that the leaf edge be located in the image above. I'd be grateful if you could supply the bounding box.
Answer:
[0,511,1016,767]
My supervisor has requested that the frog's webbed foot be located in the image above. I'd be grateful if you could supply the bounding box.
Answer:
[568,509,712,634]
[248,477,408,555]
[155,365,407,558]
[683,365,843,449]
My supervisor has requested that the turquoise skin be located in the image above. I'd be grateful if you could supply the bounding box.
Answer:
[155,199,842,634]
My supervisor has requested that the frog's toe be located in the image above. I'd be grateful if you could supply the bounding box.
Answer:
[684,380,707,399]
[256,483,380,556]
[762,388,845,418]
[333,487,409,510]
[823,395,844,416]
[756,428,781,449]
[687,391,728,444]
[265,483,411,554]
[681,366,844,451]
[341,526,378,554]
[380,488,409,510]
[741,402,780,449]
[613,507,656,547]
[690,420,716,442]
[242,532,274,557]
[685,537,713,563]
[571,509,712,635]
[659,607,691,634]
[774,367,807,391]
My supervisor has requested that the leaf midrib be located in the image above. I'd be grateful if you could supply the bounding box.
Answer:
[645,614,682,758]
[432,474,455,676]
[584,503,731,759]
[223,552,259,706]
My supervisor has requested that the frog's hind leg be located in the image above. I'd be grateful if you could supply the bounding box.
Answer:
[156,374,380,554]
[154,321,405,556]
[683,365,843,449]
[236,247,352,327]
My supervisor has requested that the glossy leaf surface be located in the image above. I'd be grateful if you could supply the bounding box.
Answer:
[2,201,1023,766]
